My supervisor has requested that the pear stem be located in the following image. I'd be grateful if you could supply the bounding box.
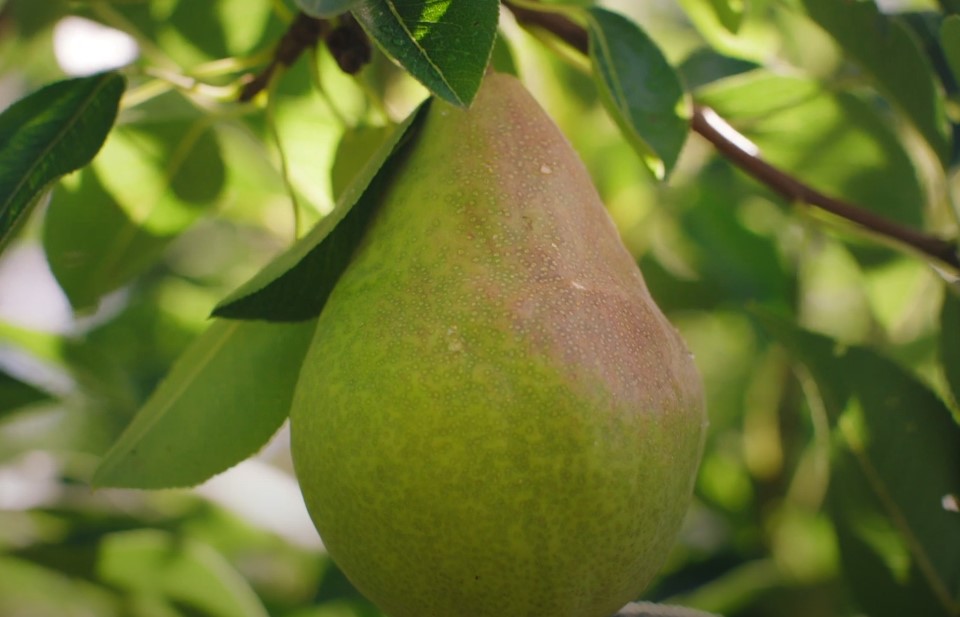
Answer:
[502,0,960,273]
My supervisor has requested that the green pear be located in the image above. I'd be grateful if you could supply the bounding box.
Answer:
[291,72,707,617]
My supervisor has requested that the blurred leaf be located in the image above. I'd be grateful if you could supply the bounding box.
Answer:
[0,556,120,617]
[213,102,427,322]
[943,16,960,87]
[801,0,952,165]
[6,0,69,38]
[678,47,758,90]
[675,0,780,62]
[698,71,924,227]
[585,7,690,179]
[351,0,499,106]
[0,72,124,255]
[44,117,225,311]
[0,370,51,418]
[677,0,745,34]
[330,124,393,203]
[98,529,269,617]
[93,318,317,489]
[942,289,960,415]
[753,310,960,616]
[830,447,954,617]
[298,0,362,18]
[490,30,519,76]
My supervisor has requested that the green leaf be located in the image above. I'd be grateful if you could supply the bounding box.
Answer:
[942,15,960,87]
[585,7,690,179]
[330,124,394,203]
[44,116,225,311]
[697,71,924,227]
[830,447,955,617]
[213,101,427,322]
[801,0,952,165]
[753,310,960,615]
[93,318,317,489]
[0,371,51,419]
[942,289,960,416]
[351,0,499,106]
[490,30,519,77]
[0,72,125,256]
[98,529,269,617]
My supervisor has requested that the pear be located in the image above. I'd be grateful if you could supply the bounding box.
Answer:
[290,72,707,617]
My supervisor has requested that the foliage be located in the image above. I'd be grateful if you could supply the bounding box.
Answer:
[0,1,958,616]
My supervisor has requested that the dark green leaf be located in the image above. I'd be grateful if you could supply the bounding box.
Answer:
[698,71,924,227]
[213,102,427,321]
[0,72,125,255]
[0,371,50,418]
[802,0,952,165]
[97,529,269,617]
[351,0,499,106]
[93,318,317,489]
[830,448,954,617]
[44,118,225,311]
[586,7,690,179]
[753,310,960,615]
[942,16,960,87]
[490,30,519,76]
[941,289,960,416]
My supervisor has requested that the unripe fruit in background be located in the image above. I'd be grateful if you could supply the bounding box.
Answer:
[291,72,707,617]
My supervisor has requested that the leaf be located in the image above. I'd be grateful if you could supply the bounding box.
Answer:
[0,370,51,419]
[0,72,125,256]
[98,529,269,617]
[942,289,960,415]
[213,101,427,322]
[615,602,722,617]
[585,7,690,179]
[753,310,960,615]
[329,124,394,203]
[44,116,225,311]
[93,318,317,489]
[801,0,952,166]
[942,15,960,87]
[351,0,499,106]
[697,71,924,227]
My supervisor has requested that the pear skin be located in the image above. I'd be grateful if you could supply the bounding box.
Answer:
[291,72,707,617]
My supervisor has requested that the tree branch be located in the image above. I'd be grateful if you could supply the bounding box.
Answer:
[502,0,960,272]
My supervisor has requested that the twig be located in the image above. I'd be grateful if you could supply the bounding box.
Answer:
[502,0,960,272]
[239,12,329,102]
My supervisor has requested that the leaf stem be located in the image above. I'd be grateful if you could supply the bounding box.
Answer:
[501,0,960,273]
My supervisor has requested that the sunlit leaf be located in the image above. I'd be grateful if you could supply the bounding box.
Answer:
[44,115,225,311]
[802,0,952,165]
[754,310,960,616]
[698,71,924,227]
[0,72,124,256]
[585,7,690,179]
[98,529,269,617]
[213,102,427,321]
[351,0,499,106]
[93,318,317,489]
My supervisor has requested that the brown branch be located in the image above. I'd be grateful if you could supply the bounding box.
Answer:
[502,0,960,272]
